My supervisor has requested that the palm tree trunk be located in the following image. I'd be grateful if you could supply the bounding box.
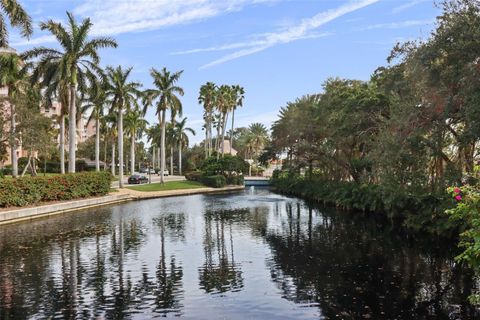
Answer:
[157,146,161,169]
[60,114,66,174]
[68,84,77,173]
[221,113,228,156]
[170,146,174,176]
[95,116,100,172]
[111,139,116,176]
[118,109,124,188]
[160,109,166,184]
[103,136,108,171]
[230,108,235,154]
[178,141,182,176]
[152,145,156,170]
[130,133,135,175]
[9,102,18,177]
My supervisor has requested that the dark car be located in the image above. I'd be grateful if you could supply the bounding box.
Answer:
[128,174,148,184]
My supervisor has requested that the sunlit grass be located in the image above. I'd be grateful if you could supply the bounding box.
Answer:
[126,180,204,192]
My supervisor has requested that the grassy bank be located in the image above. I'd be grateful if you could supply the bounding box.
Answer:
[127,180,205,192]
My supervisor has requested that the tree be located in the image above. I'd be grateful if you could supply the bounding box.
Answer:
[144,68,184,184]
[199,82,217,158]
[0,49,27,177]
[105,66,142,187]
[174,117,195,176]
[124,110,148,174]
[246,123,269,161]
[24,12,117,173]
[230,85,245,153]
[0,0,32,47]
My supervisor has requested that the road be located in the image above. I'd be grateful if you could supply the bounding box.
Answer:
[111,174,186,188]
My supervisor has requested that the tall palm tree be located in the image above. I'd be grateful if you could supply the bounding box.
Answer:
[146,124,161,169]
[198,82,216,158]
[104,113,117,176]
[246,123,269,160]
[0,0,32,48]
[166,122,176,175]
[144,67,184,184]
[82,77,108,171]
[23,12,117,173]
[175,117,195,176]
[105,66,142,187]
[230,85,245,153]
[0,50,27,177]
[217,85,235,157]
[124,110,148,175]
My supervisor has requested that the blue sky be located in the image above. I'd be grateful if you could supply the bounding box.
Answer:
[10,0,439,145]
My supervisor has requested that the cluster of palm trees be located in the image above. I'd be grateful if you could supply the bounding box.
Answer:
[0,6,195,187]
[198,83,245,158]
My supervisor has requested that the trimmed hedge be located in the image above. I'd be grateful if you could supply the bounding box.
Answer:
[185,171,203,182]
[0,171,112,207]
[226,175,244,185]
[201,175,227,188]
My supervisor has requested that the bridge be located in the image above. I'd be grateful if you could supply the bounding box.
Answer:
[244,176,271,186]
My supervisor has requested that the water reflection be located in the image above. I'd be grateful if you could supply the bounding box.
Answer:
[0,189,477,319]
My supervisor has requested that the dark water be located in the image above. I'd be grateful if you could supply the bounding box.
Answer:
[0,188,476,319]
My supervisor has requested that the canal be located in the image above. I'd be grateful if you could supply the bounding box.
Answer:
[0,188,476,319]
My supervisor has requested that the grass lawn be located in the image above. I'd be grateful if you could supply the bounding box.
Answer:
[127,180,205,192]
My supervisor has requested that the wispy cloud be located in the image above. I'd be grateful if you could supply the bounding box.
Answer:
[360,19,434,30]
[392,0,428,14]
[74,0,280,36]
[10,34,56,46]
[196,0,380,69]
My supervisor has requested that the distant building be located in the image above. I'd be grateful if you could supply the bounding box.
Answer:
[218,140,238,156]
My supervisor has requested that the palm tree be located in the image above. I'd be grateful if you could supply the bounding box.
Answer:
[217,85,235,157]
[146,124,161,170]
[144,68,184,184]
[230,85,245,153]
[105,66,142,187]
[104,113,117,176]
[23,12,117,173]
[198,82,217,158]
[246,123,269,159]
[82,77,108,171]
[166,122,176,175]
[124,110,148,175]
[0,49,28,177]
[0,0,32,48]
[175,117,195,176]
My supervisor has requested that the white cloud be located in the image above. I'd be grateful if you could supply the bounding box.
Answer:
[361,19,434,30]
[10,34,56,46]
[74,0,280,36]
[392,0,428,14]
[197,0,380,69]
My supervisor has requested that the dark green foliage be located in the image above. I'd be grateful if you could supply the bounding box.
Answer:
[272,171,457,235]
[185,171,203,181]
[226,175,244,185]
[200,155,248,176]
[201,175,226,188]
[0,172,112,207]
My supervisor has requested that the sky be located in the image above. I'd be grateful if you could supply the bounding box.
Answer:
[9,0,440,145]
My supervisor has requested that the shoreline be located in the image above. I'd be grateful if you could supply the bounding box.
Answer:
[0,185,245,226]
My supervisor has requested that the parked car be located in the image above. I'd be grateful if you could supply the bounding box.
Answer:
[128,174,148,184]
[147,168,156,174]
[158,170,169,176]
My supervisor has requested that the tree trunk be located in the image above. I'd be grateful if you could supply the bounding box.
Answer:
[130,133,135,175]
[104,137,108,171]
[157,145,161,169]
[68,84,77,173]
[152,145,156,170]
[160,109,166,184]
[9,102,18,177]
[170,146,174,176]
[111,139,116,176]
[118,109,124,188]
[230,108,235,154]
[95,116,100,172]
[60,114,66,174]
[21,153,31,177]
[178,141,182,176]
[31,154,37,176]
[221,113,228,157]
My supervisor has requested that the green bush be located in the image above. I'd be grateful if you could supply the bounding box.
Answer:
[226,175,244,185]
[202,175,227,188]
[0,171,112,207]
[185,171,203,181]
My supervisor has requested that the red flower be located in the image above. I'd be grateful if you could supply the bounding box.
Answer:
[454,187,461,194]
[455,195,462,201]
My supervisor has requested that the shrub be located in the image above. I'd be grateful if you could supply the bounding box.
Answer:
[185,171,203,181]
[226,175,244,185]
[202,175,227,188]
[0,171,112,207]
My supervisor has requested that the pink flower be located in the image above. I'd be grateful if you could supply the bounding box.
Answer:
[454,187,461,194]
[455,195,462,201]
